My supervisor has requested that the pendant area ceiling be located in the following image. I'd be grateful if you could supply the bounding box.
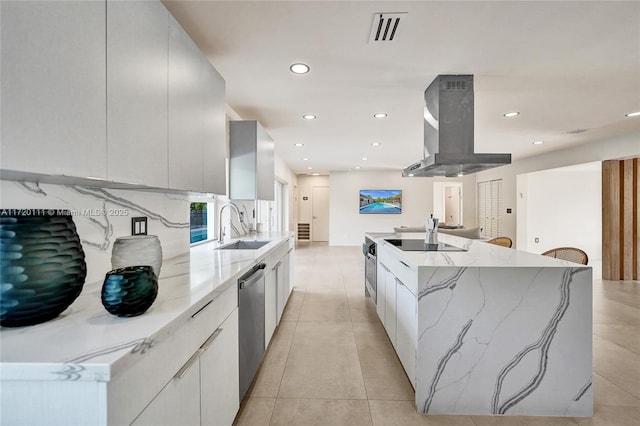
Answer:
[163,1,640,175]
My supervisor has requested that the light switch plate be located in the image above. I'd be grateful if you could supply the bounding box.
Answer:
[131,217,148,235]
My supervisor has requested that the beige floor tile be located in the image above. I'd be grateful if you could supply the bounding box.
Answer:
[280,287,305,322]
[592,299,640,325]
[470,415,579,425]
[347,289,379,323]
[353,321,415,401]
[593,324,640,356]
[574,405,640,425]
[298,288,352,322]
[250,322,297,398]
[369,400,475,426]
[233,397,275,426]
[270,398,372,426]
[593,336,640,398]
[593,373,640,407]
[278,322,367,399]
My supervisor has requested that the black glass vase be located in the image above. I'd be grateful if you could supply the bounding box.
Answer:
[0,209,87,327]
[101,266,158,317]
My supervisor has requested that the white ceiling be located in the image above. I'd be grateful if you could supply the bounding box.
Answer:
[163,1,640,175]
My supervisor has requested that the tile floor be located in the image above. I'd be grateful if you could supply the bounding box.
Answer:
[234,243,640,426]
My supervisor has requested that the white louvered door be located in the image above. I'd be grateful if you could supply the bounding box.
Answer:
[478,179,503,238]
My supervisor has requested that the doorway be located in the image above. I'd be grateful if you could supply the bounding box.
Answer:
[432,182,463,226]
[311,186,329,241]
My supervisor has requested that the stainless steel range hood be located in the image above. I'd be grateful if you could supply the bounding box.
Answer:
[403,75,511,177]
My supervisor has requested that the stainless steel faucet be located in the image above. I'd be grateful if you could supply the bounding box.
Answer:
[218,202,250,242]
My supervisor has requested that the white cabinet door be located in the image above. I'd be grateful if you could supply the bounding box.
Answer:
[265,269,277,346]
[1,0,106,178]
[106,0,168,188]
[168,15,204,191]
[276,260,286,324]
[384,269,397,347]
[132,356,200,426]
[396,281,417,388]
[200,309,240,426]
[376,262,387,323]
[202,60,227,195]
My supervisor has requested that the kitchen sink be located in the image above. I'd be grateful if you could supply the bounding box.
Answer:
[216,240,271,250]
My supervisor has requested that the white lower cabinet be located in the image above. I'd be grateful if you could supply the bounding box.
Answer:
[384,269,397,347]
[132,357,201,426]
[377,243,418,388]
[200,309,239,426]
[396,281,417,388]
[275,260,286,324]
[265,269,277,345]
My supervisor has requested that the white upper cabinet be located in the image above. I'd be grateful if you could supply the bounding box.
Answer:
[201,60,227,195]
[229,121,274,200]
[107,0,169,187]
[168,15,205,192]
[0,0,107,178]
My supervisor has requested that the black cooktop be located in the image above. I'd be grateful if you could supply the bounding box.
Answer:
[384,239,467,252]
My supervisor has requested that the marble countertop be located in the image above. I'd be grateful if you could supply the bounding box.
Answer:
[366,232,588,268]
[0,231,294,381]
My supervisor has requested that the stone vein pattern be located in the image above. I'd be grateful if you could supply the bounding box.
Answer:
[416,266,593,416]
[1,180,189,282]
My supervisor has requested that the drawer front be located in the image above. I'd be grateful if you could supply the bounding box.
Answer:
[379,245,418,296]
[107,283,237,425]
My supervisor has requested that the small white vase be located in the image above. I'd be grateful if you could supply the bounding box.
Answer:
[111,235,163,277]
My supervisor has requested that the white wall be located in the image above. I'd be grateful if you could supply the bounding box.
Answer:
[275,154,297,232]
[329,171,476,246]
[297,175,330,224]
[519,163,602,268]
[475,131,640,245]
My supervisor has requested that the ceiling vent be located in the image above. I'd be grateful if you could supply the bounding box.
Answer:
[369,13,407,43]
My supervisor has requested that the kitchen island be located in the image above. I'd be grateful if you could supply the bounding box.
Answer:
[366,232,592,417]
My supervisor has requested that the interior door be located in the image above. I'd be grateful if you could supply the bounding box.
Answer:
[311,186,330,241]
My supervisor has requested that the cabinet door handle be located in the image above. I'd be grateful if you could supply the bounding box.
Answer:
[191,300,213,319]
[200,328,223,351]
[174,350,201,380]
[399,261,411,268]
[272,261,283,271]
[396,278,404,287]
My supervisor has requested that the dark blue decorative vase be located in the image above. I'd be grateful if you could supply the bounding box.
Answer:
[0,209,87,327]
[101,266,158,317]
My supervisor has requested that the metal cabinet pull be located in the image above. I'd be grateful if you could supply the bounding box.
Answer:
[191,300,213,318]
[396,278,404,287]
[174,350,201,380]
[200,328,223,351]
[399,261,410,268]
[272,261,283,271]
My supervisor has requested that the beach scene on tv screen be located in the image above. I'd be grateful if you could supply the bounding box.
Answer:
[359,190,402,214]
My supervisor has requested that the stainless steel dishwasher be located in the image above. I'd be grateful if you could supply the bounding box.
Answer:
[238,263,266,401]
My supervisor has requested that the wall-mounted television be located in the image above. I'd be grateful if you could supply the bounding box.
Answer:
[359,190,402,214]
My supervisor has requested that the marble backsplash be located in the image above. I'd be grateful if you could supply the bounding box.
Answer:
[0,180,190,283]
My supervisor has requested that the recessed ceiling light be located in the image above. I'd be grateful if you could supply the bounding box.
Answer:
[290,63,310,74]
[532,140,544,145]
[503,111,520,118]
[355,166,361,170]
[294,143,304,147]
[302,114,317,120]
[625,111,640,117]
[373,113,388,119]
[361,157,368,161]
[371,142,382,147]
[311,173,320,176]
[408,173,414,177]
[302,157,309,161]
[307,167,313,170]
[457,173,464,177]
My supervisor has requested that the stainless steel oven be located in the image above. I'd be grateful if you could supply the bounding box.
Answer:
[363,236,376,304]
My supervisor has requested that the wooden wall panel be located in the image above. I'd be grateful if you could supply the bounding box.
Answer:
[602,157,639,281]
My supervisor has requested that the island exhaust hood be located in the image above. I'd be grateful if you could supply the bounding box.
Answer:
[403,75,511,177]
